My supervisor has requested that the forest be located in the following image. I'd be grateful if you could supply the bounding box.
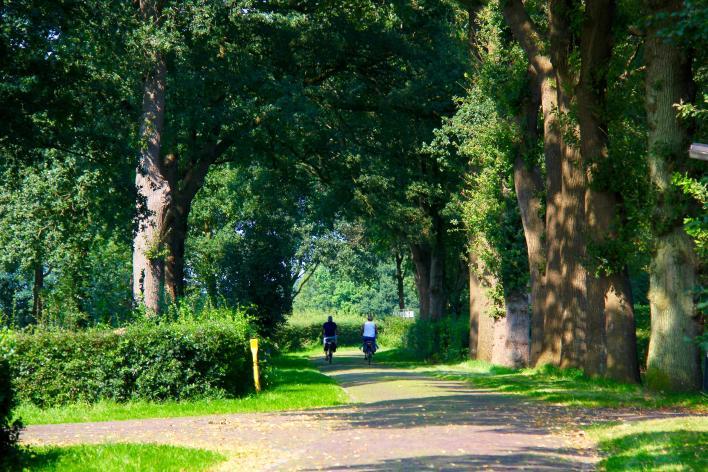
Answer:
[1,0,707,468]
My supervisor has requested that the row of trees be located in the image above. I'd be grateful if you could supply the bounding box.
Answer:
[457,0,705,391]
[1,0,705,391]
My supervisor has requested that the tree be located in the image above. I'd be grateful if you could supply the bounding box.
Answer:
[500,0,641,381]
[644,0,704,391]
[0,0,135,327]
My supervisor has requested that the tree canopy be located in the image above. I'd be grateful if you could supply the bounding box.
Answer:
[1,0,705,391]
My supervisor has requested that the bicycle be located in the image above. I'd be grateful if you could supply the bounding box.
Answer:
[363,339,375,365]
[323,336,336,364]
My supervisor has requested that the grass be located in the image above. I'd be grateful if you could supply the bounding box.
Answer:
[2,443,225,471]
[16,353,348,425]
[587,417,708,471]
[376,348,708,412]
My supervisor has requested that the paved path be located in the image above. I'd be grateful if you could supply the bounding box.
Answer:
[23,351,599,470]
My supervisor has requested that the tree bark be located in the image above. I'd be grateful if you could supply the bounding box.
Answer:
[577,0,639,382]
[493,291,531,367]
[411,243,432,319]
[132,10,168,313]
[429,214,446,320]
[644,0,701,391]
[512,66,547,370]
[164,197,189,301]
[469,248,529,367]
[132,1,235,312]
[502,0,563,366]
[395,250,405,309]
[548,0,590,370]
[469,251,495,361]
[32,260,44,322]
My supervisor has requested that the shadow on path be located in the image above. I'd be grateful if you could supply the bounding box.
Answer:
[300,447,589,471]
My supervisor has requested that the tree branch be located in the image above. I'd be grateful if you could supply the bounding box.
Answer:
[502,0,553,76]
[292,262,319,300]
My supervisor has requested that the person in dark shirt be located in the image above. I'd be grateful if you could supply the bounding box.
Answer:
[322,315,338,353]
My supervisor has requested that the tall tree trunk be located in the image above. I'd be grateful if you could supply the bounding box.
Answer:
[429,214,446,320]
[644,0,701,391]
[411,243,432,319]
[512,65,547,369]
[469,251,495,361]
[537,71,565,367]
[469,248,529,367]
[32,260,43,322]
[502,0,563,367]
[132,0,168,314]
[493,291,531,367]
[548,0,589,370]
[164,197,190,301]
[395,250,405,309]
[577,0,639,382]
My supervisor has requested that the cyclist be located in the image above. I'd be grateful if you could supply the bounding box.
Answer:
[322,315,338,353]
[361,314,377,355]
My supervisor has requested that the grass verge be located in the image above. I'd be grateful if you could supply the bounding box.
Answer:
[2,443,225,471]
[587,417,707,471]
[376,349,707,412]
[16,353,348,425]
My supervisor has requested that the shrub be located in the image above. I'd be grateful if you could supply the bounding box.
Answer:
[0,328,21,455]
[377,317,415,349]
[277,310,368,350]
[277,319,362,351]
[400,316,469,363]
[11,311,258,407]
[278,311,417,351]
[279,310,468,363]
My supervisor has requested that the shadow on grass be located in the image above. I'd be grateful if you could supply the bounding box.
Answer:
[1,446,62,471]
[270,354,342,387]
[598,430,708,471]
[433,367,707,410]
[311,348,706,412]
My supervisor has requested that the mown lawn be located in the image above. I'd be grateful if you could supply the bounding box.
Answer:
[588,417,707,471]
[16,353,348,425]
[2,443,225,471]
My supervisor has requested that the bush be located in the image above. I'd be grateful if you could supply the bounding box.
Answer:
[377,317,414,348]
[278,311,416,351]
[399,316,469,363]
[0,328,21,455]
[277,319,362,351]
[11,310,258,407]
[279,310,468,363]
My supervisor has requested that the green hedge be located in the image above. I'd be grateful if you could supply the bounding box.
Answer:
[279,313,468,363]
[1,329,21,454]
[277,320,362,351]
[11,314,256,407]
[393,316,469,362]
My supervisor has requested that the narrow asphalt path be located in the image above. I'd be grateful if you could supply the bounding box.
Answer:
[22,350,598,471]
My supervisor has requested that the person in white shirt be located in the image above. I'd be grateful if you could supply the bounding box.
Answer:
[361,314,377,353]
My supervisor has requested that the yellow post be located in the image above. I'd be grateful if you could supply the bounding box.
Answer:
[250,338,261,393]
